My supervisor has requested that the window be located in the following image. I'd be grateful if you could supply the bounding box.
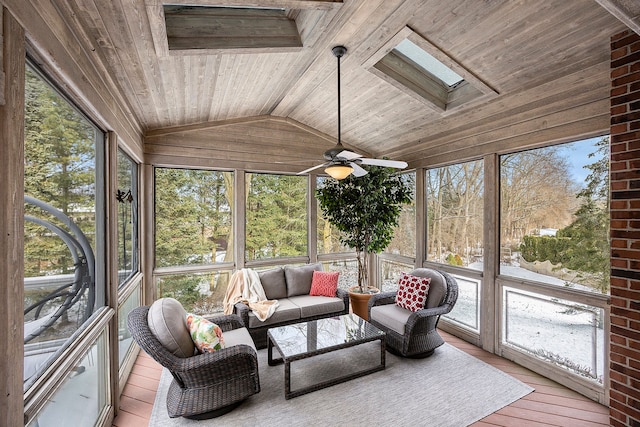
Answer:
[503,287,604,383]
[24,64,105,391]
[26,331,109,426]
[155,168,234,267]
[446,274,481,331]
[164,5,302,52]
[245,173,307,261]
[156,270,231,314]
[116,149,138,286]
[364,27,498,113]
[386,171,416,258]
[394,39,463,87]
[499,136,610,386]
[317,176,351,255]
[323,259,359,292]
[426,160,484,270]
[499,137,610,294]
[118,286,140,367]
[379,259,414,292]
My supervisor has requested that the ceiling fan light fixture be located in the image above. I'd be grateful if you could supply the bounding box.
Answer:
[325,164,353,180]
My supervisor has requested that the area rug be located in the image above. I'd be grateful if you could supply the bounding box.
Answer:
[149,343,533,427]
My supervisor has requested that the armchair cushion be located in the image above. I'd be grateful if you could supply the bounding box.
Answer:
[285,263,322,297]
[186,313,226,353]
[147,297,195,358]
[309,271,340,297]
[223,327,257,352]
[370,304,412,335]
[411,268,447,308]
[395,273,431,312]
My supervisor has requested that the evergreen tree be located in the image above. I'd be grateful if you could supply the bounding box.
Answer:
[557,137,610,293]
[24,67,97,277]
[245,173,307,259]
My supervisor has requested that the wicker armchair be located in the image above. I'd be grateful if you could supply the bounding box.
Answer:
[367,268,458,358]
[127,305,260,419]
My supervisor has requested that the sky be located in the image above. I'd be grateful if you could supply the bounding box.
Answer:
[556,136,605,184]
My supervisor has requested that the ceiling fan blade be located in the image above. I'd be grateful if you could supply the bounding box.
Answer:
[351,163,368,177]
[298,163,328,175]
[359,158,408,169]
[337,150,362,160]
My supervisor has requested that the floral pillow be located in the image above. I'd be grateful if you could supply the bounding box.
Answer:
[309,271,340,297]
[186,313,225,353]
[395,273,431,312]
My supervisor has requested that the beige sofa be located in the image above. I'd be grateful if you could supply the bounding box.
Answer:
[232,263,350,348]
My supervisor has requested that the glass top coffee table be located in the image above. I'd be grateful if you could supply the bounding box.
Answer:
[267,313,386,399]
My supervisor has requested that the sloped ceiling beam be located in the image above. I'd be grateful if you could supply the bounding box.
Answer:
[595,0,640,35]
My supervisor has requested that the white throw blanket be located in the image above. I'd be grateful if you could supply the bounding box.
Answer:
[223,268,279,321]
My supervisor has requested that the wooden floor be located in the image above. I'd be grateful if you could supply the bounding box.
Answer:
[112,331,610,426]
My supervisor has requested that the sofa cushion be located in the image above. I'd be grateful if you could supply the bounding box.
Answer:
[309,271,340,297]
[370,304,412,335]
[147,297,195,358]
[395,272,431,312]
[186,313,225,353]
[288,295,345,318]
[247,298,301,328]
[223,327,257,352]
[285,263,323,297]
[258,267,287,300]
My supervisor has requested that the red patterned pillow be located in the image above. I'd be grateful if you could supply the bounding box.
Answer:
[309,271,340,297]
[395,273,431,312]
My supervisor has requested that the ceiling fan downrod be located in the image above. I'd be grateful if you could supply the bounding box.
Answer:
[333,45,346,151]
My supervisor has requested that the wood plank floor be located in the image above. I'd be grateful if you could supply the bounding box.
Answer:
[112,331,610,426]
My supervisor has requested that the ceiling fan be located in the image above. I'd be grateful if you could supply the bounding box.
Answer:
[298,45,408,180]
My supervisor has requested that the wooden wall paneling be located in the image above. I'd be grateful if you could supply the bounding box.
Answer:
[411,98,610,161]
[307,174,317,263]
[271,0,387,117]
[389,61,612,162]
[155,0,343,8]
[144,116,341,172]
[147,121,333,151]
[0,10,4,106]
[4,0,144,149]
[292,7,338,48]
[414,167,425,266]
[55,0,145,148]
[408,113,608,171]
[234,170,245,270]
[142,163,155,305]
[0,7,25,426]
[596,0,640,35]
[105,131,120,424]
[144,0,169,57]
[72,0,169,131]
[482,153,498,353]
[144,114,275,137]
[146,154,306,175]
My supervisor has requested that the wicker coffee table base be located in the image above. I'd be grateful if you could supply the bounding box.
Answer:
[267,330,386,400]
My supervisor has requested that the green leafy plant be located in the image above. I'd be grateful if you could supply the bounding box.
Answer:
[316,165,412,293]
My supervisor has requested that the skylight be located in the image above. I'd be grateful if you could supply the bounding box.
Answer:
[363,27,498,113]
[394,39,463,87]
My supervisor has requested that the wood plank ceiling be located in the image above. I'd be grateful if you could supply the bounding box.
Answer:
[48,0,632,169]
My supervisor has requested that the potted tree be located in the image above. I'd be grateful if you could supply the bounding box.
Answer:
[316,165,412,319]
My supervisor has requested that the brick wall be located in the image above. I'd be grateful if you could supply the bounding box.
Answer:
[610,29,640,427]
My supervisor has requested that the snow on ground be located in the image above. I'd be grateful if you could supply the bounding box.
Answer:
[452,262,605,382]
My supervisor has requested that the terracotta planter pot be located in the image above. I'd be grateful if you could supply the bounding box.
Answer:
[348,286,380,321]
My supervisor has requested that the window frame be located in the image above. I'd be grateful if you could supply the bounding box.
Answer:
[23,58,110,424]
